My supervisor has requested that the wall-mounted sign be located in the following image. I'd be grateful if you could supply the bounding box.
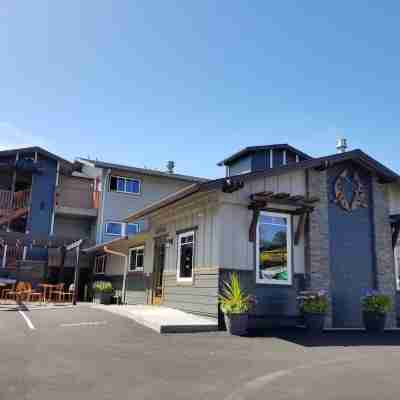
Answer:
[334,169,368,211]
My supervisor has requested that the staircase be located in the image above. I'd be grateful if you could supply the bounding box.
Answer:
[0,190,30,226]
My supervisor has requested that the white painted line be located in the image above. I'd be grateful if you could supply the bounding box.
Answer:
[18,310,35,330]
[60,320,107,328]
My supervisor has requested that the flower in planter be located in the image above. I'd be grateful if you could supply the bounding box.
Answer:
[361,290,391,314]
[219,273,252,315]
[298,290,328,314]
[93,281,113,294]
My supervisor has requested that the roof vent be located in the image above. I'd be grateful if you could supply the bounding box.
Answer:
[336,138,347,154]
[166,161,175,174]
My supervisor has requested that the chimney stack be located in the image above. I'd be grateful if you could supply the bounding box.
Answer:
[166,161,175,174]
[336,138,347,154]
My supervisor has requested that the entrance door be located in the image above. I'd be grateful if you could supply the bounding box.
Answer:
[152,238,166,305]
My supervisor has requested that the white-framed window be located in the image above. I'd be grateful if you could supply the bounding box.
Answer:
[94,254,107,275]
[129,245,145,271]
[109,176,141,194]
[176,230,195,282]
[394,245,400,290]
[256,211,292,285]
[104,222,140,236]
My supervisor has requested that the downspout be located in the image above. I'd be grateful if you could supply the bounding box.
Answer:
[103,243,128,304]
[98,169,111,244]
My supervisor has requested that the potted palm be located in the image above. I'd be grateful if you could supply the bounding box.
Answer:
[298,290,328,332]
[219,273,254,336]
[361,290,391,332]
[93,281,114,305]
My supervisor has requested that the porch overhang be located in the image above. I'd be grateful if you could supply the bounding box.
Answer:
[248,191,319,243]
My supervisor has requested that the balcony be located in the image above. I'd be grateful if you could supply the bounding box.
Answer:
[0,190,30,226]
[54,177,100,219]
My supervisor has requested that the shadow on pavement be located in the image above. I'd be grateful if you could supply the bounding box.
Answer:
[247,327,400,347]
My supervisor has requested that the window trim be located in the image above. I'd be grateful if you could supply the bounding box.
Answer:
[176,230,195,283]
[94,254,107,275]
[104,222,140,236]
[128,245,145,272]
[256,211,292,285]
[395,244,400,291]
[109,175,141,195]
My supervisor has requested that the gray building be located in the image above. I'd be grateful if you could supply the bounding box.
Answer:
[85,143,400,330]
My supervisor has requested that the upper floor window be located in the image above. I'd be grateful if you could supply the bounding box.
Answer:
[129,245,145,271]
[105,222,140,236]
[109,176,141,194]
[94,254,107,274]
[177,230,195,282]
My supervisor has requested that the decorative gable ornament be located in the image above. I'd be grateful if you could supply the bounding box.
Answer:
[334,169,368,211]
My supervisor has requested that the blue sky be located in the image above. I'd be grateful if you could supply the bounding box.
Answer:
[1,1,399,178]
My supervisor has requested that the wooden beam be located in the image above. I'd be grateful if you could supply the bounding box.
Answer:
[249,209,260,242]
[294,213,307,245]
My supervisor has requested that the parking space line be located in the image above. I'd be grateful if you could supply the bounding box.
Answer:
[60,321,107,328]
[18,310,36,330]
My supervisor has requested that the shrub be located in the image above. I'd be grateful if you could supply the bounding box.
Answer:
[93,281,113,294]
[219,273,255,315]
[361,290,391,314]
[298,290,328,314]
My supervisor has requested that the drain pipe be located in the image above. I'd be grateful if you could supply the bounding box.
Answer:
[103,241,128,304]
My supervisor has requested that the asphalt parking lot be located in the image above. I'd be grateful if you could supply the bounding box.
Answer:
[1,305,400,400]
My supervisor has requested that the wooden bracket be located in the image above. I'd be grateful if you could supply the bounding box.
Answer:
[249,208,260,242]
[294,213,307,245]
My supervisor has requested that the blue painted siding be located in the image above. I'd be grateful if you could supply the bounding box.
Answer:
[28,157,57,235]
[273,149,284,168]
[251,151,267,171]
[327,162,375,328]
[228,155,252,176]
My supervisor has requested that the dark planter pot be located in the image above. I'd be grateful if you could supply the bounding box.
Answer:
[303,312,326,332]
[363,311,386,333]
[224,313,249,336]
[94,292,113,305]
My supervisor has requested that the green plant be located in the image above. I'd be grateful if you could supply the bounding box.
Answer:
[219,273,254,315]
[299,291,328,314]
[362,291,391,314]
[93,281,113,294]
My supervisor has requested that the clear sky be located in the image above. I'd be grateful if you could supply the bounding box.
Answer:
[1,1,399,178]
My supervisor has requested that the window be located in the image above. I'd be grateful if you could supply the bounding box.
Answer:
[256,212,292,285]
[105,222,122,236]
[127,223,139,236]
[395,245,400,290]
[94,254,107,274]
[109,176,140,194]
[105,222,140,236]
[129,246,144,271]
[177,231,195,282]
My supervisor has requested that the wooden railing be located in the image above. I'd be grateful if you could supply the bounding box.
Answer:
[0,190,30,214]
[55,189,100,210]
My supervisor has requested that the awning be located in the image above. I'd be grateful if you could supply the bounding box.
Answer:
[82,232,151,255]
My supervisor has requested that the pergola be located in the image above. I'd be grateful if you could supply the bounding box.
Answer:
[248,191,319,243]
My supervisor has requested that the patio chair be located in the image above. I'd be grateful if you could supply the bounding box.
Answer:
[50,283,65,302]
[1,283,15,299]
[62,287,74,303]
[25,283,43,302]
[6,282,27,301]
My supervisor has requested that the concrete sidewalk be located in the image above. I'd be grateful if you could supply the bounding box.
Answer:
[92,304,218,333]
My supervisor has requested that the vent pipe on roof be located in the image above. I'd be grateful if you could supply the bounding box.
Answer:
[166,161,175,174]
[336,138,348,153]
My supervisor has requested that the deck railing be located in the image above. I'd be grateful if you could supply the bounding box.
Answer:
[0,190,30,214]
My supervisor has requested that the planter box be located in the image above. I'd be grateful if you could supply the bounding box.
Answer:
[363,311,386,333]
[94,292,113,305]
[224,313,248,336]
[303,312,325,332]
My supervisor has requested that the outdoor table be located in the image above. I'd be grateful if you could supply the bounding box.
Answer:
[38,284,56,302]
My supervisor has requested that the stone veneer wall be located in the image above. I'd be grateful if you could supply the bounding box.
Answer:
[372,178,397,328]
[306,169,332,328]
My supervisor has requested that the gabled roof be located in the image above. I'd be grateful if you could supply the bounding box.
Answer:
[217,144,313,166]
[78,158,207,183]
[125,149,399,222]
[0,146,74,169]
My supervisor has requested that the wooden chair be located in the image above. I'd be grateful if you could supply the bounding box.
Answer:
[50,283,65,302]
[6,282,27,301]
[1,283,15,299]
[62,287,74,303]
[25,283,43,302]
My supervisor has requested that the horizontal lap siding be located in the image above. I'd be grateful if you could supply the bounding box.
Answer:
[108,274,147,305]
[162,269,219,318]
